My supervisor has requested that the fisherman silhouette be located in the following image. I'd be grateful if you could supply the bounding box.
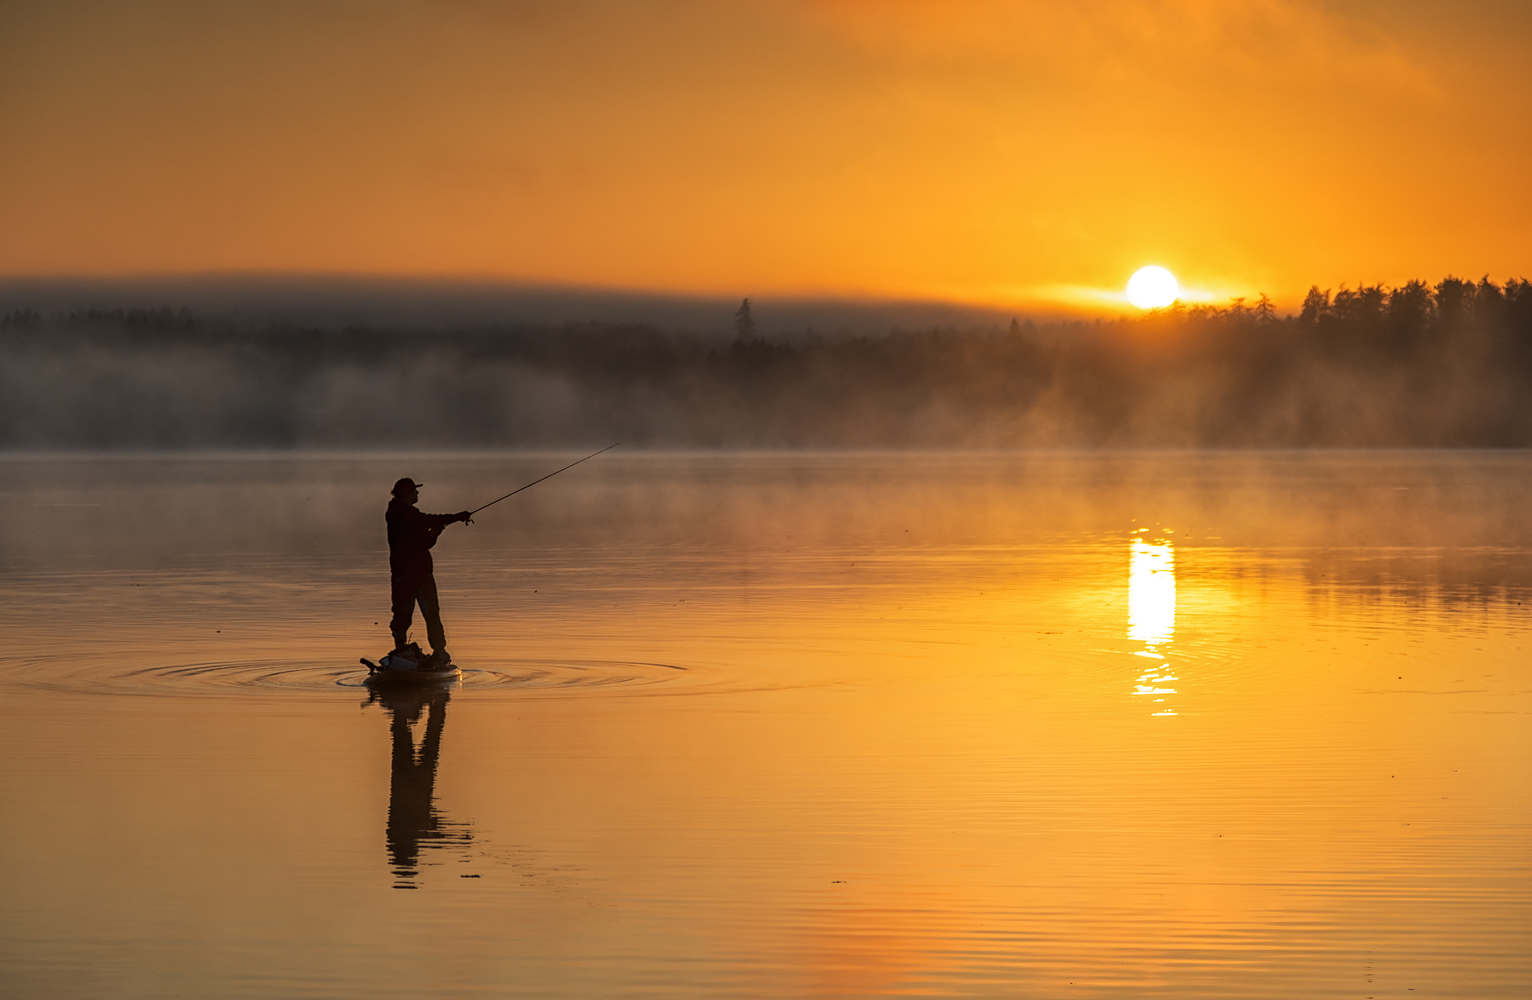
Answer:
[386,478,471,666]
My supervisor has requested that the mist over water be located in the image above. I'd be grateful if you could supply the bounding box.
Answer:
[4,275,1528,448]
[0,451,1528,998]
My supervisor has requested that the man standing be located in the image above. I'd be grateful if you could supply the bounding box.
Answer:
[387,478,471,666]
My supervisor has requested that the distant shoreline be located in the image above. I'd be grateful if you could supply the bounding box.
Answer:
[4,276,1528,449]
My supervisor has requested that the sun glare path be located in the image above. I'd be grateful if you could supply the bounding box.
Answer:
[1129,537,1178,715]
[1127,266,1179,310]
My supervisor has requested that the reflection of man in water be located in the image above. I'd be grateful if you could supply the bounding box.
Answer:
[387,478,471,664]
[381,688,470,887]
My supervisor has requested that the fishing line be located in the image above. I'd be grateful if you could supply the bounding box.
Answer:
[469,442,620,516]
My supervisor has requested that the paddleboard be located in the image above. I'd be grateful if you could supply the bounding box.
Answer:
[361,649,460,684]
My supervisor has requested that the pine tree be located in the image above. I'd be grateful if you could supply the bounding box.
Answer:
[734,298,756,342]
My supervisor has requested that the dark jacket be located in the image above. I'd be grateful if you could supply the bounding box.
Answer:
[387,501,460,577]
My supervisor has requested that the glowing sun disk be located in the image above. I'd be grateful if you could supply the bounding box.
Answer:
[1127,266,1179,309]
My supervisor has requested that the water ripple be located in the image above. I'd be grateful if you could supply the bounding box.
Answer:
[3,655,690,699]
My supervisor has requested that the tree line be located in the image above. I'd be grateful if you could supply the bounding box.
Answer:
[2,275,1529,448]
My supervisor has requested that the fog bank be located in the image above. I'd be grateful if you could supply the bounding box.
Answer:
[3,276,1528,449]
[0,276,1016,340]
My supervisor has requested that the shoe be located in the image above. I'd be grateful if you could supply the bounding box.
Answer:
[428,649,451,668]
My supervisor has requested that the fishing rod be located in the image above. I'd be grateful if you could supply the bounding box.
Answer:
[469,443,620,517]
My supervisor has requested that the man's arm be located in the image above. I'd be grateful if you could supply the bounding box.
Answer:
[421,510,473,542]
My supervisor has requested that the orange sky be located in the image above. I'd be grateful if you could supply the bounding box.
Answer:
[2,0,1528,313]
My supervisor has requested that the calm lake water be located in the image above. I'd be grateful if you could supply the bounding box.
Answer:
[0,451,1527,999]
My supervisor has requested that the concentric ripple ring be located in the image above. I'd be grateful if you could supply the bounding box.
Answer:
[0,655,691,699]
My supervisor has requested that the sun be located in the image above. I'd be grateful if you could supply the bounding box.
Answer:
[1127,266,1179,309]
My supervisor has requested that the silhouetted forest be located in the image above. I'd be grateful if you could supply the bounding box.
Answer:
[3,276,1530,448]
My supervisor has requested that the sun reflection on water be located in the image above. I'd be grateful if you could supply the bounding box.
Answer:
[1129,537,1178,715]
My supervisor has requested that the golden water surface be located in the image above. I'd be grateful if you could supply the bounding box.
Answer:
[0,452,1527,998]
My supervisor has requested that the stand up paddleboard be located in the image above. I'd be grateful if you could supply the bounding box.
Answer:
[361,643,461,684]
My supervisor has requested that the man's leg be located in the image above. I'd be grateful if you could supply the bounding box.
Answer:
[389,574,417,649]
[417,574,447,654]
